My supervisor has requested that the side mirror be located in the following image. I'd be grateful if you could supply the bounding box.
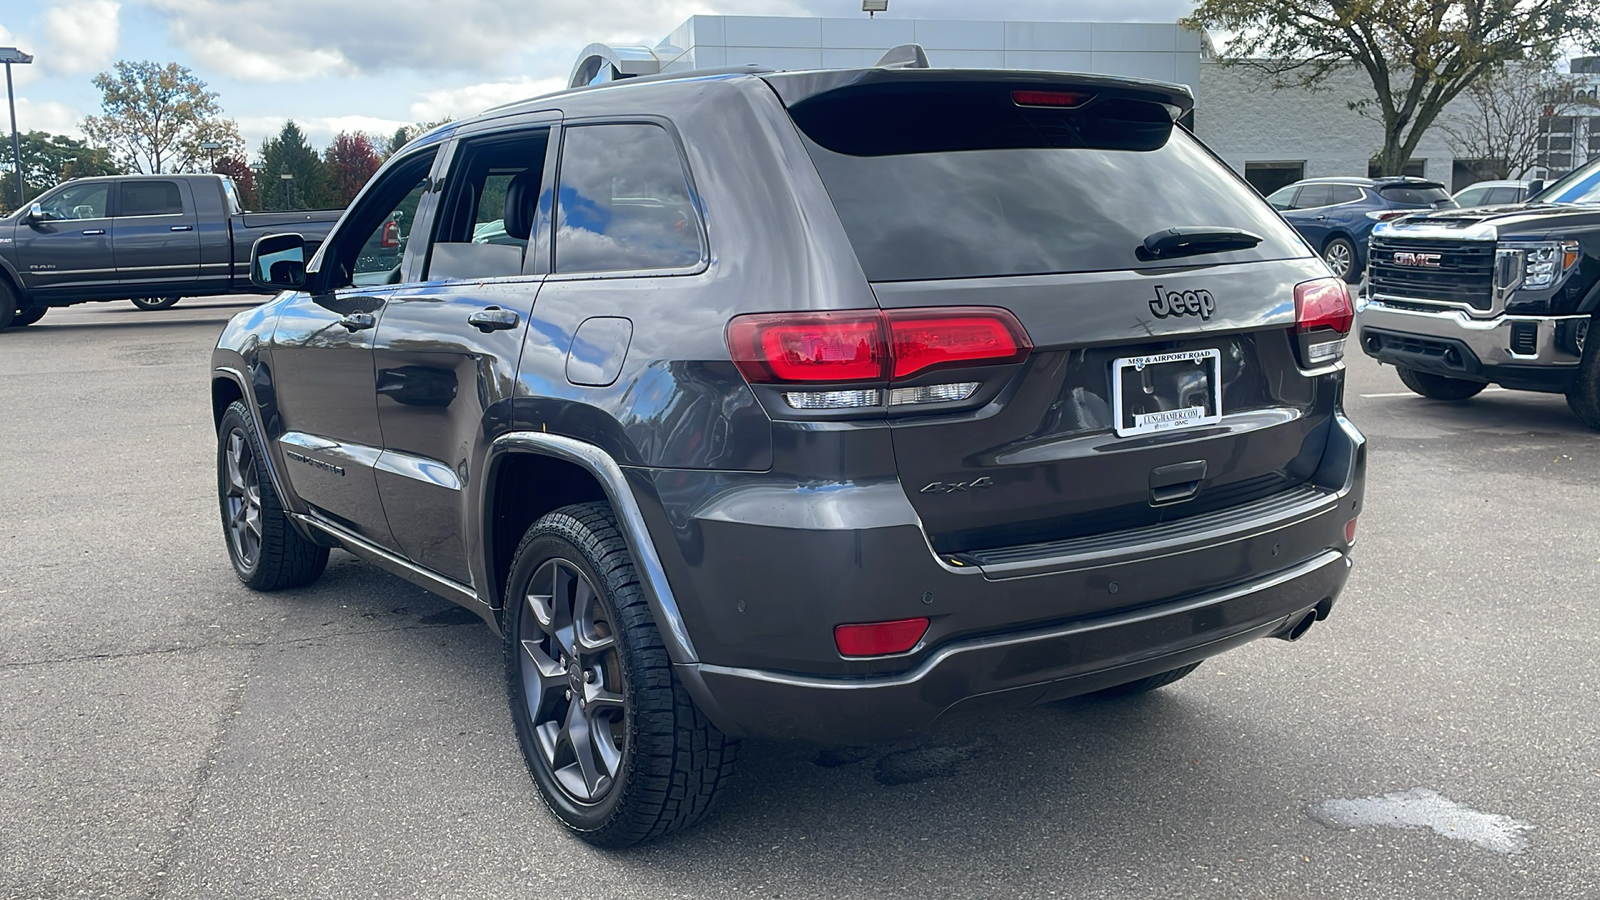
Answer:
[251,233,307,289]
[1526,179,1545,197]
[24,202,43,224]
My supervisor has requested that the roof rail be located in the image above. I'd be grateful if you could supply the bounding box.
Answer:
[484,64,776,115]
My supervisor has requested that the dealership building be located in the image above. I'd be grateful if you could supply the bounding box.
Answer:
[570,15,1599,194]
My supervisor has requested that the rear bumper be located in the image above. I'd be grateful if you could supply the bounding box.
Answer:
[639,413,1365,744]
[679,549,1348,743]
[1358,300,1583,392]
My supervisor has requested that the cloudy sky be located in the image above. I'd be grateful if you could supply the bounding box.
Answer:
[0,0,1194,153]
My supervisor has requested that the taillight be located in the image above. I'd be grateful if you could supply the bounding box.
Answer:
[1293,277,1354,367]
[727,308,1031,410]
[834,618,929,657]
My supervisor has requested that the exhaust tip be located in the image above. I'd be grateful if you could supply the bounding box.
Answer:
[1278,611,1316,642]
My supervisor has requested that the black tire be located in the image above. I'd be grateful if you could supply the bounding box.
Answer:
[0,280,16,330]
[1322,236,1359,284]
[216,400,328,590]
[1396,366,1488,401]
[1566,316,1600,429]
[1092,662,1202,698]
[131,296,181,311]
[504,502,737,847]
[10,306,46,327]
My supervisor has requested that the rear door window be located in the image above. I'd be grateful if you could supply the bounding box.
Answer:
[119,181,185,217]
[789,87,1307,281]
[1328,185,1365,204]
[553,123,705,275]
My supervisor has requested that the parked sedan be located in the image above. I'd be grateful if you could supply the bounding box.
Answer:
[1265,176,1457,283]
[1452,180,1534,208]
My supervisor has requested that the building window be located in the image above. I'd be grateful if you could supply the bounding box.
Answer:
[1367,158,1427,178]
[1243,161,1304,195]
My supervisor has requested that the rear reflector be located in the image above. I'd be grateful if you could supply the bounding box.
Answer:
[834,617,930,657]
[1295,278,1354,335]
[1012,90,1092,108]
[728,308,1031,385]
[1344,517,1358,544]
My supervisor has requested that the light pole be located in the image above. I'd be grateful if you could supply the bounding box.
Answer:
[280,172,294,209]
[200,139,222,172]
[0,47,34,209]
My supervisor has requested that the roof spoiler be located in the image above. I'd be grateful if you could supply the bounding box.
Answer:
[875,44,930,69]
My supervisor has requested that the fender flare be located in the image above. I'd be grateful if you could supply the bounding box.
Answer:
[212,365,298,526]
[485,431,699,665]
[0,256,27,302]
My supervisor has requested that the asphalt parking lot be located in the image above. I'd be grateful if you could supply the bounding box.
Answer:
[2,295,1597,899]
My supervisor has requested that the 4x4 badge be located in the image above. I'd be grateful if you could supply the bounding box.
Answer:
[1150,286,1215,320]
[920,476,994,494]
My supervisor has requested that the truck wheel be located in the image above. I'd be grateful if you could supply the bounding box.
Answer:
[504,502,737,847]
[1322,236,1359,284]
[1396,366,1487,401]
[1091,662,1202,698]
[131,296,181,311]
[0,280,16,330]
[1566,318,1600,429]
[10,306,46,327]
[217,400,328,590]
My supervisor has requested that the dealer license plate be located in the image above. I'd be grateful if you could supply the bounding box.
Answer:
[1111,349,1223,438]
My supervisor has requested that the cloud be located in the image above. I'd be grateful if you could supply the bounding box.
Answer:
[139,0,803,81]
[12,98,88,137]
[235,114,414,151]
[409,76,569,123]
[41,0,121,75]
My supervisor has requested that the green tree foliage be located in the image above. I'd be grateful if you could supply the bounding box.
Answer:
[1184,0,1600,176]
[0,131,120,213]
[381,118,453,159]
[81,60,243,173]
[323,132,381,206]
[255,120,332,210]
[213,155,259,211]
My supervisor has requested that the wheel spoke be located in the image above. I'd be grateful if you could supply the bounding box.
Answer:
[562,699,606,797]
[549,563,579,657]
[584,685,625,714]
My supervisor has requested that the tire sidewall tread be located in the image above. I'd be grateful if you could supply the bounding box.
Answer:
[217,400,328,590]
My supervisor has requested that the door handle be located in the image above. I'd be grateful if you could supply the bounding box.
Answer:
[1315,215,1328,220]
[467,306,520,333]
[338,312,376,332]
[170,225,194,232]
[81,229,105,235]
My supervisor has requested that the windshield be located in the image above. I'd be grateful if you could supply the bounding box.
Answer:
[1533,156,1600,206]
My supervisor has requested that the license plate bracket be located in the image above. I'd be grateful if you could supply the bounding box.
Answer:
[1111,349,1223,438]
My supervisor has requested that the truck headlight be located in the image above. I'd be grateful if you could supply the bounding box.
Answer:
[1521,240,1581,289]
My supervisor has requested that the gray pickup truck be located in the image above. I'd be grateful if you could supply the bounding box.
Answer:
[0,173,340,330]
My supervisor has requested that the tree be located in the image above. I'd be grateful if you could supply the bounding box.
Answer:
[1185,1,1600,176]
[81,60,242,173]
[323,132,381,206]
[0,131,120,213]
[1441,66,1600,181]
[381,118,453,159]
[255,120,332,211]
[213,155,259,210]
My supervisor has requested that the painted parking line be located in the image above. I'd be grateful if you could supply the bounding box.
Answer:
[1360,387,1509,398]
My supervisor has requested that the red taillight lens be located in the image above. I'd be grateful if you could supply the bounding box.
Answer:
[727,308,1031,384]
[1012,90,1092,108]
[1295,278,1354,335]
[887,308,1032,379]
[1345,517,1358,544]
[834,617,930,657]
[727,312,888,383]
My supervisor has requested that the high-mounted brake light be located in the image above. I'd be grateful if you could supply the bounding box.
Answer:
[727,308,1031,406]
[1293,277,1355,367]
[1012,90,1093,108]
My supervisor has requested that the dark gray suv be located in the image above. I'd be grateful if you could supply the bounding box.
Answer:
[211,61,1366,846]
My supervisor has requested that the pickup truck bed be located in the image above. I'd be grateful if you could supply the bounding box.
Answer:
[0,173,340,329]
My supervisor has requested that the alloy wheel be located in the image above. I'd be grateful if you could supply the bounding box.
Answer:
[519,558,628,804]
[222,428,263,567]
[1324,242,1353,279]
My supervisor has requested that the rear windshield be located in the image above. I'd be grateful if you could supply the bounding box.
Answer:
[1377,185,1453,206]
[788,88,1307,282]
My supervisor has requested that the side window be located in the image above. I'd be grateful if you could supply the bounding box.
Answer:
[119,181,184,216]
[1291,184,1333,209]
[1328,185,1364,205]
[1485,187,1519,205]
[324,149,438,290]
[37,182,110,220]
[1265,186,1298,211]
[425,129,550,281]
[554,123,705,275]
[1454,187,1486,207]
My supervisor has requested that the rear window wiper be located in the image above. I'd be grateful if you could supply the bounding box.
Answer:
[1137,226,1262,261]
